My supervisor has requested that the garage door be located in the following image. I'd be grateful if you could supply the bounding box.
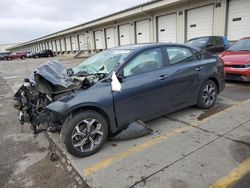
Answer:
[119,24,131,46]
[105,27,116,48]
[56,40,61,52]
[65,37,71,51]
[71,36,78,51]
[157,14,177,43]
[78,35,84,50]
[187,5,214,40]
[60,39,66,51]
[227,0,250,41]
[52,41,56,52]
[94,31,103,50]
[135,19,150,43]
[48,41,52,50]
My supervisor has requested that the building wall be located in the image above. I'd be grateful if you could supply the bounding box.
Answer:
[0,43,19,52]
[8,0,240,55]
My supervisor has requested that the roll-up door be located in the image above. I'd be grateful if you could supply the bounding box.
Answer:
[119,24,131,46]
[94,30,103,50]
[56,40,61,52]
[65,37,71,51]
[60,39,66,51]
[105,27,116,48]
[71,36,78,51]
[187,5,214,40]
[227,0,250,41]
[157,14,177,43]
[135,19,150,43]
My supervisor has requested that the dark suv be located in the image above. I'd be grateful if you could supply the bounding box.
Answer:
[186,36,230,54]
[0,52,11,60]
[30,49,54,58]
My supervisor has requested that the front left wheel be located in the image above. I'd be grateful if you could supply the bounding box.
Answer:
[61,111,108,157]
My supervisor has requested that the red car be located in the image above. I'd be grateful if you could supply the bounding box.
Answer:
[220,37,250,82]
[7,52,27,61]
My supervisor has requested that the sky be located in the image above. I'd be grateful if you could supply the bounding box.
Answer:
[0,0,151,44]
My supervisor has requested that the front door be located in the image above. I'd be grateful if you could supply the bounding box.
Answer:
[113,48,170,126]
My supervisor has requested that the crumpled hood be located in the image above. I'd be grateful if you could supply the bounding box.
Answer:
[33,60,73,88]
[27,60,82,95]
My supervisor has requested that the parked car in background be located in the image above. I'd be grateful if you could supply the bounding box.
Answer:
[220,37,250,82]
[0,52,11,60]
[14,43,225,157]
[186,36,230,54]
[30,49,54,58]
[6,52,27,60]
[26,52,36,58]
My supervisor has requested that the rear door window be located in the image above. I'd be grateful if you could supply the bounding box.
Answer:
[164,47,194,65]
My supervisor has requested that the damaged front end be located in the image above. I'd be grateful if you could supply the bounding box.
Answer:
[13,60,106,136]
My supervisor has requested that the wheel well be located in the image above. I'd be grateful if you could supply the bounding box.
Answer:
[208,77,219,91]
[68,106,110,129]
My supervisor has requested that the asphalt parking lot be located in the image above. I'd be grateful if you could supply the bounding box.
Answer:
[0,57,250,188]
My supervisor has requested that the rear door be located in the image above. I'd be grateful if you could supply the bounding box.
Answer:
[113,47,170,126]
[162,46,205,109]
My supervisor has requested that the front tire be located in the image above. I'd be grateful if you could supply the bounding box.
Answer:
[61,111,108,157]
[197,80,217,109]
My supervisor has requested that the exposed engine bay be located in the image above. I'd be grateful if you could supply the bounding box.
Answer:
[14,60,106,135]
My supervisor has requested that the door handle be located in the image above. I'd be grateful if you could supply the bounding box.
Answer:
[196,66,204,71]
[158,75,168,80]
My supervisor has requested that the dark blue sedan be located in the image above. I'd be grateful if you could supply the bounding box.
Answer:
[15,43,225,157]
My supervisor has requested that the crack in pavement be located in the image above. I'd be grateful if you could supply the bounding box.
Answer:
[130,117,250,187]
[165,116,250,146]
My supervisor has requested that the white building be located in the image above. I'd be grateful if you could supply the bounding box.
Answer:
[0,43,19,52]
[7,0,250,56]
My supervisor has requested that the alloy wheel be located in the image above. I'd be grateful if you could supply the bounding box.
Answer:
[202,83,216,106]
[71,118,104,152]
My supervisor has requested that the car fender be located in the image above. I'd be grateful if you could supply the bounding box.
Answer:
[46,82,118,133]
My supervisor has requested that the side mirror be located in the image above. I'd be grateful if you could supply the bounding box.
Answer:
[111,72,121,92]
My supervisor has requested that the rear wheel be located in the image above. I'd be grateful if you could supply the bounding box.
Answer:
[61,111,108,157]
[35,55,39,58]
[197,80,217,109]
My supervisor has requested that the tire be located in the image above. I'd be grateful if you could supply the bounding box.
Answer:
[35,55,39,59]
[7,57,11,61]
[21,56,26,60]
[197,80,218,109]
[61,110,108,157]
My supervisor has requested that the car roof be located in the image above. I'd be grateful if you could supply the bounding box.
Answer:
[188,36,225,41]
[112,43,198,51]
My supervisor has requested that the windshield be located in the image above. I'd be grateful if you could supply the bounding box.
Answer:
[228,39,250,51]
[186,37,209,48]
[73,49,131,74]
